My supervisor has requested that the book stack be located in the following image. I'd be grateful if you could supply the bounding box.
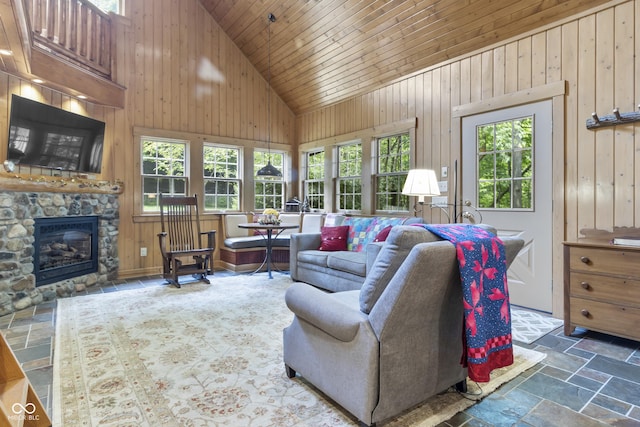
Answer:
[611,236,640,247]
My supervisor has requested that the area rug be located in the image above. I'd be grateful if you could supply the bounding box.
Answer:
[511,308,564,344]
[53,274,546,426]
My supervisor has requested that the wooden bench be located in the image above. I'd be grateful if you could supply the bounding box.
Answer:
[220,213,319,272]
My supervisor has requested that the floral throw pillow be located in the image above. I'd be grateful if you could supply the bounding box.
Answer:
[318,226,349,251]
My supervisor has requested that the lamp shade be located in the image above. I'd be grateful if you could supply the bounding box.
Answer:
[256,160,283,177]
[402,169,441,201]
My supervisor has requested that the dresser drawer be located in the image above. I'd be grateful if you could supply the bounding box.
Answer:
[569,297,640,341]
[570,272,640,307]
[568,246,640,277]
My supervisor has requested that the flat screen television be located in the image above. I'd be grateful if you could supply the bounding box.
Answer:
[6,94,105,174]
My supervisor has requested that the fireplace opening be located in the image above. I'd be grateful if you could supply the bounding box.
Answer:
[33,216,99,286]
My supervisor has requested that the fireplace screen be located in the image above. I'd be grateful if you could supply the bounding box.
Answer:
[34,216,99,286]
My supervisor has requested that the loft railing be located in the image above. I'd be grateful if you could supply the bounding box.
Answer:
[27,0,112,78]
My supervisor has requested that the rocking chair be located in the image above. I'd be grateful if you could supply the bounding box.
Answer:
[158,194,216,287]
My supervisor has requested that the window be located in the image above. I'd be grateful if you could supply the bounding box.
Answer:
[254,151,284,210]
[376,133,411,211]
[203,145,240,211]
[141,138,187,212]
[476,117,533,209]
[337,143,362,211]
[88,0,119,13]
[305,150,325,210]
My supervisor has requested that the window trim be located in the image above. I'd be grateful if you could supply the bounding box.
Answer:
[140,136,190,213]
[374,131,412,213]
[304,149,326,211]
[254,149,286,211]
[336,141,363,213]
[202,143,243,212]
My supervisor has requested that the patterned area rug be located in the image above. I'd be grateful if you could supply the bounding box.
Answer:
[511,308,564,344]
[53,274,545,426]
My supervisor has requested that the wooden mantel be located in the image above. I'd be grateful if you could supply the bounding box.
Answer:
[0,172,123,194]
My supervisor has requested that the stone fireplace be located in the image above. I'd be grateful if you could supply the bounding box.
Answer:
[0,187,119,316]
[34,215,99,286]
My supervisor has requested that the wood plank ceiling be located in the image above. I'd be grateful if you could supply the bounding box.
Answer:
[201,0,612,115]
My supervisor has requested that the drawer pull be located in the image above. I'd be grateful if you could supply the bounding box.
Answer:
[580,281,591,290]
[580,256,591,264]
[580,309,590,317]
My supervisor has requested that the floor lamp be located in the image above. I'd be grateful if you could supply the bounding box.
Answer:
[402,169,441,216]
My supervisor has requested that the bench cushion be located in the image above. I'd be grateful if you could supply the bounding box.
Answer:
[224,236,266,249]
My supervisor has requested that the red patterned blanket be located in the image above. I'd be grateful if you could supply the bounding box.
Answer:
[422,224,513,382]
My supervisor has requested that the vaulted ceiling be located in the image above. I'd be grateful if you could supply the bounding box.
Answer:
[201,0,611,114]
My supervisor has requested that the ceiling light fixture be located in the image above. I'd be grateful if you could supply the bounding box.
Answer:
[256,13,282,178]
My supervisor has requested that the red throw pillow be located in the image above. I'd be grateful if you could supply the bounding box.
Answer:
[373,225,393,242]
[318,226,349,251]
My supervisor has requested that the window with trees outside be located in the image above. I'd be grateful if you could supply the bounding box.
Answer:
[254,151,284,210]
[88,0,119,13]
[476,116,533,209]
[376,132,410,211]
[141,138,187,212]
[305,150,325,210]
[337,143,362,211]
[203,145,240,211]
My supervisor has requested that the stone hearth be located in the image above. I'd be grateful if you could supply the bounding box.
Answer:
[0,191,119,315]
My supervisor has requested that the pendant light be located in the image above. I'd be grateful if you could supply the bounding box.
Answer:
[256,13,282,177]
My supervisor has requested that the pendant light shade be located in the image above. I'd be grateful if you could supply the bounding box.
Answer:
[256,160,282,177]
[256,13,282,178]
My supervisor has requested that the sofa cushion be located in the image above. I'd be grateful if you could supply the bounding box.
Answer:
[359,226,442,314]
[297,250,330,268]
[319,225,349,251]
[373,225,393,242]
[343,217,376,252]
[327,251,367,276]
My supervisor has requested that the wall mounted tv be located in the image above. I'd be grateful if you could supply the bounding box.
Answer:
[6,94,105,174]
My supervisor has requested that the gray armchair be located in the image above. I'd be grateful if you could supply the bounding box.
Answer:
[283,226,524,427]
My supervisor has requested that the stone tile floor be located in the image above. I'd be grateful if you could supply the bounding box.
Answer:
[1,272,639,426]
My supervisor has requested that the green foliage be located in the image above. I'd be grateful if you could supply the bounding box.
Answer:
[477,117,533,209]
[338,144,362,176]
[87,0,118,13]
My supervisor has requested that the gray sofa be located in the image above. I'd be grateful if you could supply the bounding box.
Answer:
[289,215,420,292]
[283,225,525,427]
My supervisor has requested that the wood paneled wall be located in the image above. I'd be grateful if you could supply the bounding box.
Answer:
[0,0,295,278]
[296,0,639,316]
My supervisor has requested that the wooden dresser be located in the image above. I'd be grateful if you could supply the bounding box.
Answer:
[563,239,640,341]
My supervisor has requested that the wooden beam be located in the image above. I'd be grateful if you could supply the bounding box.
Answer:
[30,47,124,107]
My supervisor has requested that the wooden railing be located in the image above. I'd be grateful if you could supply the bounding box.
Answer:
[27,0,112,78]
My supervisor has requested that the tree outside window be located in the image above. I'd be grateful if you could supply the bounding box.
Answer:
[305,150,325,210]
[376,133,410,211]
[87,0,119,13]
[477,117,533,209]
[337,143,362,211]
[203,145,240,211]
[254,151,284,210]
[141,138,187,212]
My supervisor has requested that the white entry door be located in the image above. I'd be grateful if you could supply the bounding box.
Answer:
[462,101,553,312]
